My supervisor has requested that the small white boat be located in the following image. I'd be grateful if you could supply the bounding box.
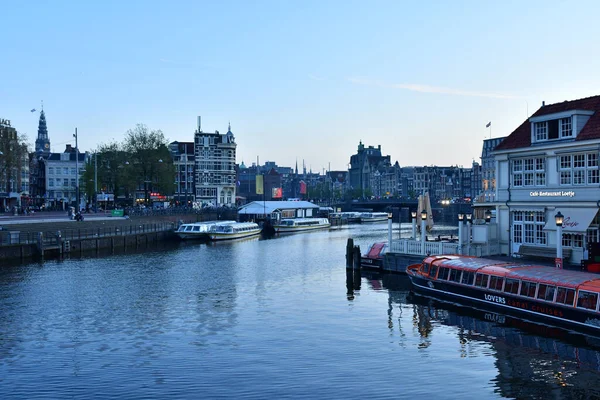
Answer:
[273,218,331,233]
[175,220,236,240]
[207,222,261,241]
[360,212,389,223]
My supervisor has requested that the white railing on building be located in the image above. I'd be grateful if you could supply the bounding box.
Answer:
[388,238,500,257]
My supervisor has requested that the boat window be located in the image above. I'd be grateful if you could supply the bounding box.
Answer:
[449,269,462,283]
[423,263,430,274]
[461,271,475,285]
[474,274,489,288]
[438,267,450,280]
[429,264,438,278]
[504,279,520,294]
[555,287,576,306]
[489,276,504,291]
[519,281,537,298]
[193,226,201,232]
[577,290,599,311]
[537,284,556,302]
[185,226,193,231]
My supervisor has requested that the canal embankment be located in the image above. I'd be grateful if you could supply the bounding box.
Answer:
[0,210,237,262]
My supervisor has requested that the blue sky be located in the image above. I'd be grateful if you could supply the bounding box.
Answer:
[3,0,600,171]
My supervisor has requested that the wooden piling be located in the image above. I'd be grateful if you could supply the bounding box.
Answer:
[353,245,361,290]
[346,238,354,268]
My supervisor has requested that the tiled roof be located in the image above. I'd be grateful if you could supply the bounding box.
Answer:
[495,95,600,151]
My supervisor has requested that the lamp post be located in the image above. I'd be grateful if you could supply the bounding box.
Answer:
[555,211,564,269]
[73,128,79,211]
[421,210,427,255]
[466,213,472,256]
[387,212,393,247]
[458,213,464,255]
[411,210,417,239]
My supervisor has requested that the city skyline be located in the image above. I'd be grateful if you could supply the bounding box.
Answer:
[3,1,600,170]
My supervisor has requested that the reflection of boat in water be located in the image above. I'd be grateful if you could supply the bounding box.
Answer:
[407,255,600,336]
[273,218,330,234]
[361,242,387,268]
[207,222,261,241]
[175,221,236,240]
[408,293,600,392]
[360,212,388,223]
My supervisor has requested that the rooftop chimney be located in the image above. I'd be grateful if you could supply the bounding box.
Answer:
[197,116,202,131]
[542,101,545,107]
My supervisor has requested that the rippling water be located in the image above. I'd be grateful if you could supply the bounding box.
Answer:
[1,222,599,399]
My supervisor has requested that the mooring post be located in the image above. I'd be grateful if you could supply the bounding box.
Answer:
[346,238,354,268]
[353,245,361,290]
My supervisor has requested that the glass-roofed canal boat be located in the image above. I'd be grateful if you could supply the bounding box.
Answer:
[407,255,600,335]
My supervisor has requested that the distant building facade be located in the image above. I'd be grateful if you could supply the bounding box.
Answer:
[43,144,87,209]
[169,141,195,205]
[194,119,236,206]
[480,137,506,201]
[348,142,391,197]
[0,118,29,210]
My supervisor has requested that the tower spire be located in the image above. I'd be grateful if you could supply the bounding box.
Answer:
[35,108,50,153]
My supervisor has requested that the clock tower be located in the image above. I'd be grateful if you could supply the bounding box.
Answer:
[35,108,51,154]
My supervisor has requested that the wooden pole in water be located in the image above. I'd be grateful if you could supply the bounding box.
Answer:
[346,238,354,268]
[353,245,361,290]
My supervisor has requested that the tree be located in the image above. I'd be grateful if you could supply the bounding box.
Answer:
[122,124,175,204]
[0,127,29,195]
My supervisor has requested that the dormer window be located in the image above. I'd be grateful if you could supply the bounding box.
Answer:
[560,117,572,137]
[535,122,547,141]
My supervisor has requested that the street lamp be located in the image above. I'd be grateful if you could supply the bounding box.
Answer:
[485,210,492,223]
[387,212,393,246]
[420,210,427,255]
[555,211,564,269]
[73,128,80,211]
[458,213,465,255]
[411,210,417,239]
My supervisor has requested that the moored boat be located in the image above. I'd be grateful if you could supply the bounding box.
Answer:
[361,242,387,268]
[360,212,388,223]
[273,218,331,233]
[175,221,236,240]
[207,222,261,241]
[407,255,600,334]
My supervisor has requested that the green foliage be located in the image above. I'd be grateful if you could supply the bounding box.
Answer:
[0,130,29,193]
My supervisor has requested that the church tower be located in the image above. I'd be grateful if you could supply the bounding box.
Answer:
[35,108,51,154]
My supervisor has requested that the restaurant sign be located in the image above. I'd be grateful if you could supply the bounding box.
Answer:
[529,190,575,198]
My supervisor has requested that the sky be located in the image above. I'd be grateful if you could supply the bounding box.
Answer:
[2,0,600,172]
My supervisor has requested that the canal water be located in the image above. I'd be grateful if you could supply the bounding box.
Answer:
[1,223,599,399]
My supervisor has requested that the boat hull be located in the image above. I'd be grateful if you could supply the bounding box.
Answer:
[274,223,331,233]
[176,232,209,240]
[408,273,600,335]
[208,230,261,241]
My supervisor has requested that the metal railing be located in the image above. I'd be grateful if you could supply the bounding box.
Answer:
[0,221,179,247]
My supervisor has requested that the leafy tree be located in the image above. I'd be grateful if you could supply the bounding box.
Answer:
[122,124,175,204]
[0,129,29,194]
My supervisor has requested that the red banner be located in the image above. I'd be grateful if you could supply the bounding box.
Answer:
[299,181,307,195]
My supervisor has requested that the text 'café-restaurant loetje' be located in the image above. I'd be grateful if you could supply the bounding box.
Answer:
[487,95,600,265]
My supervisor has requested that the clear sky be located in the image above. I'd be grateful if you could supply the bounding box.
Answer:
[2,0,600,171]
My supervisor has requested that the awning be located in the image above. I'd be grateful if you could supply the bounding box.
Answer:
[543,208,598,233]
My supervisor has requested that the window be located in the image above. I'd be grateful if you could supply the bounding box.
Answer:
[48,167,54,175]
[560,117,573,138]
[429,265,438,278]
[504,279,520,294]
[577,291,598,310]
[48,178,54,187]
[537,284,556,302]
[489,276,504,291]
[555,287,576,306]
[512,211,546,245]
[63,178,69,187]
[560,152,599,186]
[474,273,489,288]
[535,122,547,141]
[562,233,584,248]
[71,168,76,175]
[63,167,69,175]
[437,267,449,280]
[71,179,76,187]
[512,157,544,187]
[519,281,537,298]
[423,263,430,274]
[461,271,475,285]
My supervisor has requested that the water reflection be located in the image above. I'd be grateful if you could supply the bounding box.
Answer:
[365,271,600,399]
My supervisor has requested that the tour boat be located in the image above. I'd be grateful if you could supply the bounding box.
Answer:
[360,212,388,223]
[360,242,387,268]
[273,218,331,233]
[207,222,261,241]
[407,255,600,334]
[175,221,236,240]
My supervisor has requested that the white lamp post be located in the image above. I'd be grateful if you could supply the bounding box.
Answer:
[421,210,427,255]
[555,211,564,269]
[387,212,393,247]
[458,213,464,255]
[466,213,472,256]
[411,210,417,239]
